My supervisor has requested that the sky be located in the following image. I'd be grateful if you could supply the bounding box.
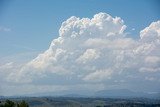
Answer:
[0,0,160,96]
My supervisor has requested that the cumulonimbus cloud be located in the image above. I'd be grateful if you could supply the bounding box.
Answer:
[6,12,160,85]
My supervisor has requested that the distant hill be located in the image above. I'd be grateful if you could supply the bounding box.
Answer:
[3,89,159,99]
[62,94,88,98]
[94,89,160,99]
[1,97,160,107]
[0,96,4,98]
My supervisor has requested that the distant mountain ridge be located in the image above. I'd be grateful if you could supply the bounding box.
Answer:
[94,89,160,99]
[1,89,159,99]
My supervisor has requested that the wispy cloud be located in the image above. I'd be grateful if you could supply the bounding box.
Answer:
[12,44,35,51]
[0,26,11,32]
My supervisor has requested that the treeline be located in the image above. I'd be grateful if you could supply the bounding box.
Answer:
[0,100,29,107]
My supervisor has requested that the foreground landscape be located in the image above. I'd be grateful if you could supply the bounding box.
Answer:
[0,97,160,107]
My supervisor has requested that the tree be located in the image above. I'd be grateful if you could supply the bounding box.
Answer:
[18,100,29,107]
[4,100,15,107]
[0,100,29,107]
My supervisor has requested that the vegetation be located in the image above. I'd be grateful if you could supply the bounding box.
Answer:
[0,100,29,107]
[0,97,160,107]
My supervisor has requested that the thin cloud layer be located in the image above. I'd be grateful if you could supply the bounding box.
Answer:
[1,12,160,95]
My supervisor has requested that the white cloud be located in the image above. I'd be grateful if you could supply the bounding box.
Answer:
[145,56,160,64]
[145,77,157,81]
[132,28,135,31]
[7,12,160,83]
[7,12,128,83]
[140,21,160,43]
[0,84,68,96]
[76,49,100,64]
[139,67,160,72]
[0,62,13,69]
[83,69,112,82]
[1,12,160,95]
[0,26,11,32]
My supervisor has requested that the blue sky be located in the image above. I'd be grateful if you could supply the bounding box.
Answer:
[0,0,160,56]
[0,0,160,96]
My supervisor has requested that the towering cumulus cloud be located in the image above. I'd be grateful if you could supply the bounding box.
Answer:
[6,13,160,93]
